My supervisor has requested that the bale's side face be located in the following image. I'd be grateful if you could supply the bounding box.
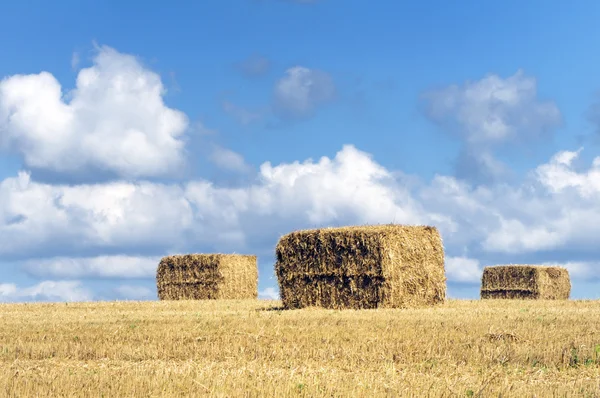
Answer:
[156,254,258,300]
[480,265,570,300]
[537,267,571,300]
[275,224,446,310]
[216,255,258,299]
[379,226,446,308]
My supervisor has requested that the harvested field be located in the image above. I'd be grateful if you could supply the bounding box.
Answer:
[1,300,600,397]
[275,224,446,309]
[481,265,571,300]
[156,254,258,300]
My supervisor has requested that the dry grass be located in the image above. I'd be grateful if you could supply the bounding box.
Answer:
[156,254,258,300]
[275,225,446,309]
[481,265,571,300]
[1,300,600,397]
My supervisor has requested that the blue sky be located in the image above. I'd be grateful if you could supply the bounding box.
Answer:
[1,0,600,302]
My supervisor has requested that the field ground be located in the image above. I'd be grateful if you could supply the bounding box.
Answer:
[1,299,600,397]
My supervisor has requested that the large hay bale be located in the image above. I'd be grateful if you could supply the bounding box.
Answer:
[156,254,258,300]
[275,225,446,310]
[480,265,571,300]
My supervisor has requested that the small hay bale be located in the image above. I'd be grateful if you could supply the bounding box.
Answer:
[480,265,570,300]
[156,254,258,300]
[275,224,446,310]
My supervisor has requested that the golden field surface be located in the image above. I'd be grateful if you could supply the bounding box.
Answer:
[1,300,600,397]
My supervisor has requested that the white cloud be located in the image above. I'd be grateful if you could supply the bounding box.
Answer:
[182,144,450,252]
[259,287,279,300]
[423,70,561,182]
[114,285,155,300]
[417,144,600,258]
[0,171,194,257]
[22,255,160,279]
[248,144,444,226]
[481,219,565,253]
[445,256,483,284]
[0,45,188,179]
[535,147,600,197]
[273,66,335,119]
[0,281,92,302]
[424,70,560,146]
[477,149,600,253]
[209,145,252,174]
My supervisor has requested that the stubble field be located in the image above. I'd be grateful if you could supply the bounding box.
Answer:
[1,299,600,397]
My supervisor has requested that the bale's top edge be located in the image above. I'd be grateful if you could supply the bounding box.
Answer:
[159,253,257,261]
[279,224,439,238]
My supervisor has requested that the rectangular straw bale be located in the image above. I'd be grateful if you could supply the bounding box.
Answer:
[480,265,570,300]
[275,224,446,309]
[156,254,258,300]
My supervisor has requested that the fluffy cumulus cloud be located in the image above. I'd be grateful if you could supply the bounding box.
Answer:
[424,148,600,274]
[0,281,92,302]
[273,66,335,119]
[249,145,446,227]
[0,45,188,179]
[0,171,194,259]
[423,70,561,182]
[534,148,600,196]
[478,148,600,254]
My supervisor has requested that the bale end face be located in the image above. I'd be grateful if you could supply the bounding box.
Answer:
[275,224,446,310]
[480,265,570,300]
[156,254,258,300]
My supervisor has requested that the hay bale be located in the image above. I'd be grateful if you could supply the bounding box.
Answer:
[275,224,446,309]
[480,265,570,300]
[156,254,258,300]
